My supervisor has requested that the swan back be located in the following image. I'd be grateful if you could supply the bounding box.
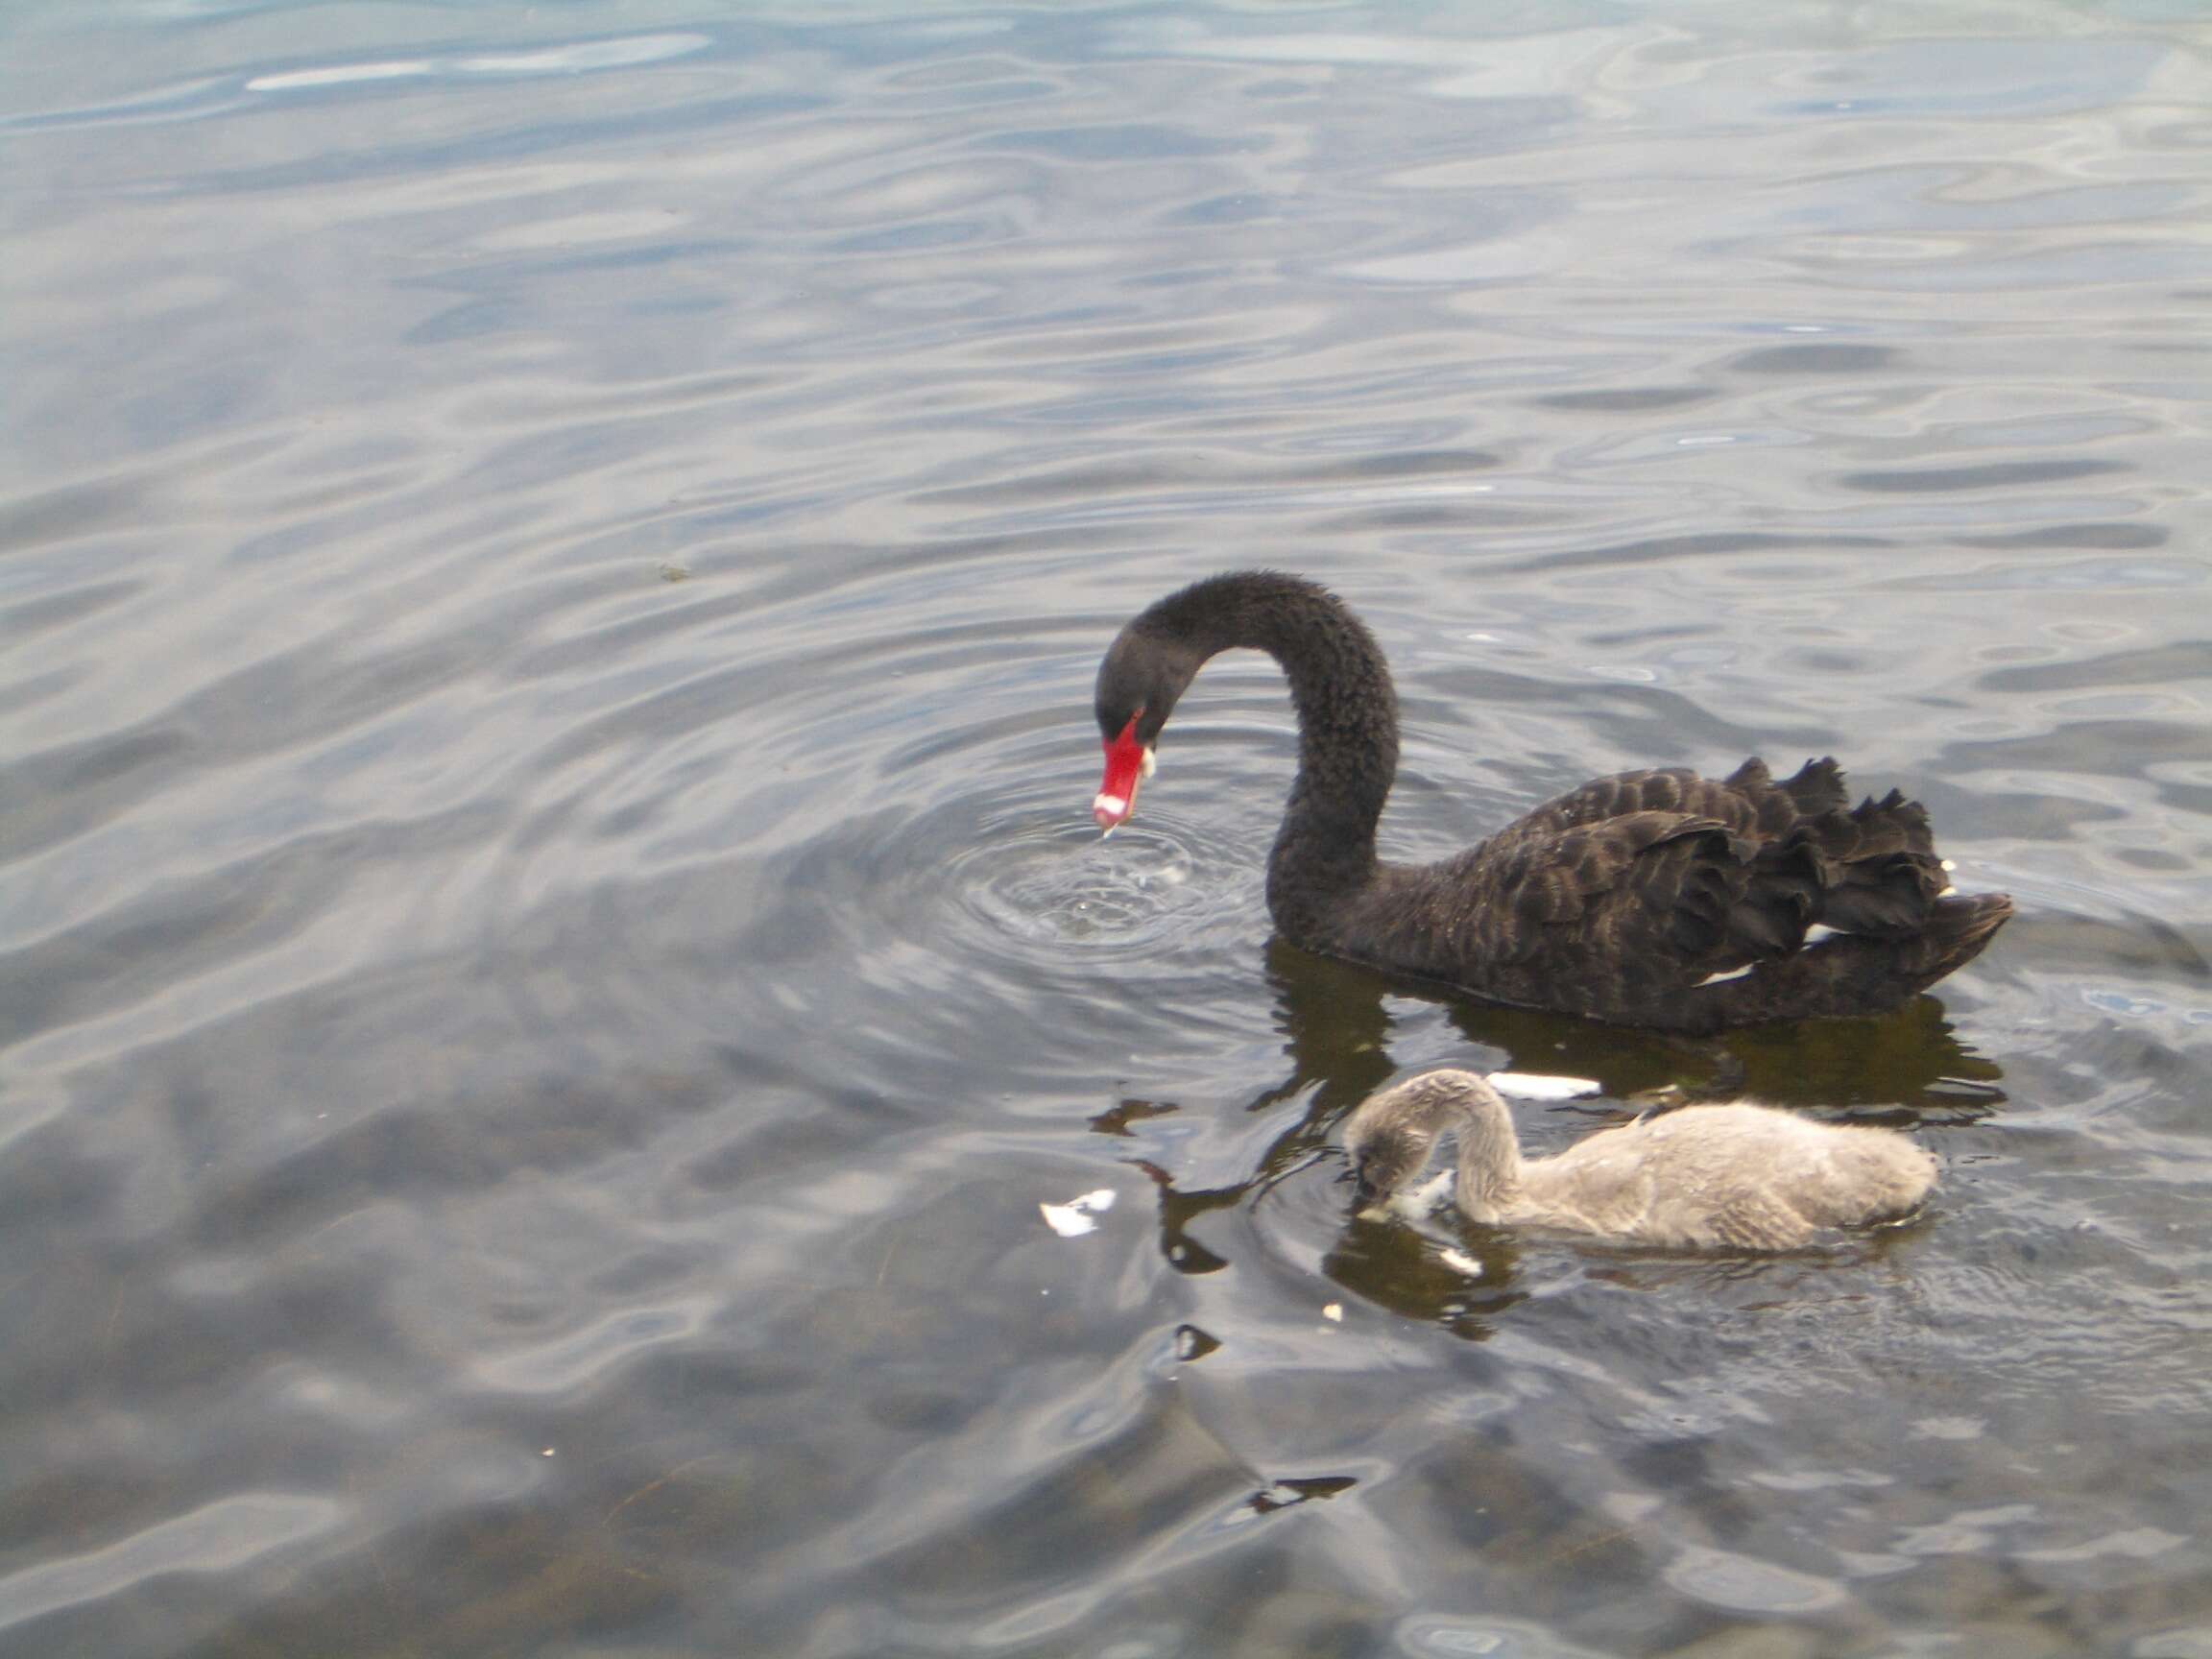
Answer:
[1342,1069,1936,1251]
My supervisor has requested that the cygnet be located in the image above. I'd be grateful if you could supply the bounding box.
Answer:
[1342,1069,1936,1250]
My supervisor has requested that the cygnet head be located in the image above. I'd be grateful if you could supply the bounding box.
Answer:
[1341,1069,1520,1219]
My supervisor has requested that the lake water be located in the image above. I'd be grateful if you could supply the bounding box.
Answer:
[5,1,2211,1654]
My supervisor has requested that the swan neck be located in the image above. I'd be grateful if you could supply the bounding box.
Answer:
[1151,574,1399,929]
[1447,1087,1524,1222]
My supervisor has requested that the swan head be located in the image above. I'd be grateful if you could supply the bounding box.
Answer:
[1342,1070,1522,1219]
[1093,628,1201,831]
[1341,1070,1489,1204]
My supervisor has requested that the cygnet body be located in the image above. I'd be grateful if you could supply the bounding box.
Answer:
[1342,1069,1936,1251]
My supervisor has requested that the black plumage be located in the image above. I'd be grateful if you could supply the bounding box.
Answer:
[1092,570,2011,1032]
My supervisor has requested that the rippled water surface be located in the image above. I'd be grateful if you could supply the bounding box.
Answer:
[6,1,2212,1653]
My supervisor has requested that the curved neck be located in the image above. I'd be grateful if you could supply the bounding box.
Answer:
[1142,573,1400,937]
[1347,1071,1525,1221]
[1445,1083,1524,1222]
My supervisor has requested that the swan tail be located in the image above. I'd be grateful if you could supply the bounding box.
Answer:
[1697,891,2014,1025]
[1722,755,1849,832]
[1799,788,1947,937]
[1719,777,1951,960]
[1795,1129,1940,1231]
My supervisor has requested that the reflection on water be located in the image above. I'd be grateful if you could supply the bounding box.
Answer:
[5,0,2211,1654]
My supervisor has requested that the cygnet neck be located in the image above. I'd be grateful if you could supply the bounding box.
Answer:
[1391,1070,1526,1222]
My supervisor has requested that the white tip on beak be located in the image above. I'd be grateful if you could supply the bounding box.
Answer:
[1094,745,1152,835]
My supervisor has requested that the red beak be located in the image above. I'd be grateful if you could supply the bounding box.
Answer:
[1094,717,1145,831]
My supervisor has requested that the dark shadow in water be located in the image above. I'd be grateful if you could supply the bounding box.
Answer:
[1323,1210,1528,1338]
[1262,936,2008,1117]
[1111,936,2006,1333]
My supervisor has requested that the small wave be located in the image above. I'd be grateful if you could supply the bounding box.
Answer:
[950,806,1236,958]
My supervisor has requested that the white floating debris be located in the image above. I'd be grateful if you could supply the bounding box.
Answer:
[1695,964,1754,988]
[1321,1303,1343,1323]
[1803,923,1851,945]
[1484,1071,1600,1100]
[1039,1206,1094,1237]
[1438,1247,1484,1279]
[1384,1168,1455,1221]
[1039,1188,1118,1238]
[1941,858,1957,873]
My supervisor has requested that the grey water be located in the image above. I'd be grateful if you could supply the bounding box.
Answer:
[4,1,2211,1654]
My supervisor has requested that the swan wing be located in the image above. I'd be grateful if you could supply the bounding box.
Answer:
[1691,1185,1822,1252]
[1382,808,1756,1016]
[1354,758,1972,1023]
[1485,758,1948,951]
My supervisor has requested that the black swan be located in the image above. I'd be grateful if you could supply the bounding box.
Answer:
[1343,1069,1936,1249]
[1091,570,2010,1031]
